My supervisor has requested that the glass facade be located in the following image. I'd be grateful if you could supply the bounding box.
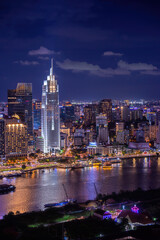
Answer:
[33,99,41,130]
[41,59,60,153]
[8,83,33,136]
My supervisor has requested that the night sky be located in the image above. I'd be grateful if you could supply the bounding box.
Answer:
[0,0,160,101]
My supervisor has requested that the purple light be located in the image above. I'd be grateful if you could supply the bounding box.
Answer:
[131,205,139,213]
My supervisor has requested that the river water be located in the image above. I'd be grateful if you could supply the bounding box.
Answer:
[0,157,160,217]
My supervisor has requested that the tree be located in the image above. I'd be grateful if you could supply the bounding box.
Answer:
[22,164,26,170]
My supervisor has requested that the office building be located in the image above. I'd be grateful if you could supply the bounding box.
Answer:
[0,117,5,158]
[41,59,60,153]
[97,126,109,144]
[35,137,44,152]
[116,122,124,135]
[8,83,33,136]
[99,99,112,122]
[0,102,8,116]
[96,114,108,128]
[130,109,143,121]
[60,102,75,121]
[5,116,28,158]
[84,105,93,125]
[33,99,41,130]
[121,106,130,122]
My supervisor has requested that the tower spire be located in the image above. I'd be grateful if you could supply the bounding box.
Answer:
[50,58,53,75]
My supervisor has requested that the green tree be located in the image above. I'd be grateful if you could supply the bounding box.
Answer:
[22,164,26,170]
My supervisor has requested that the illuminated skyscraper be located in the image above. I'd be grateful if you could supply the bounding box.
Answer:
[5,117,28,158]
[41,59,60,153]
[8,83,33,136]
[99,99,112,122]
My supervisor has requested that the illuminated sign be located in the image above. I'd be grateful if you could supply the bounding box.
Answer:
[89,142,97,147]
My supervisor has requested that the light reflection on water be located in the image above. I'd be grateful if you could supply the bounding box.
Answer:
[0,157,160,216]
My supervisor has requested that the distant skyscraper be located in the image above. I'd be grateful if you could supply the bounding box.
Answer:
[60,102,75,122]
[0,116,5,158]
[121,106,130,122]
[41,59,60,153]
[8,83,33,136]
[99,99,112,122]
[84,105,93,125]
[33,99,41,130]
[0,102,8,116]
[116,122,124,134]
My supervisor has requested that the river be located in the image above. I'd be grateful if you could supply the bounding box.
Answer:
[0,157,160,217]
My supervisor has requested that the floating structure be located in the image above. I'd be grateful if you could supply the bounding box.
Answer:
[102,162,113,169]
[44,183,75,208]
[0,184,16,194]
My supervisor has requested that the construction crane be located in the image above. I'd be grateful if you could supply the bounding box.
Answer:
[62,183,69,200]
[94,182,98,197]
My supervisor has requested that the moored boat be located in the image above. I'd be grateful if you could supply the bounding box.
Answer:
[102,162,112,169]
[0,184,16,194]
[44,200,69,208]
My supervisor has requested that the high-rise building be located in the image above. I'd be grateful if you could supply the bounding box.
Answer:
[121,106,130,122]
[73,104,81,120]
[96,114,108,130]
[157,123,160,144]
[0,116,5,158]
[0,102,8,116]
[130,109,143,121]
[33,99,41,130]
[136,129,145,142]
[0,115,28,159]
[116,122,124,134]
[8,83,33,136]
[116,131,125,144]
[156,111,160,125]
[41,59,60,153]
[84,105,93,125]
[60,102,75,121]
[99,99,112,122]
[146,112,156,124]
[149,124,157,141]
[112,107,121,121]
[97,126,109,144]
[5,117,28,157]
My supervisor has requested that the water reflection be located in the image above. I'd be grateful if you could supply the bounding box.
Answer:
[0,157,160,216]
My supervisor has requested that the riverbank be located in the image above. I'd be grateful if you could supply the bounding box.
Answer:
[119,153,157,159]
[0,163,56,178]
[1,188,160,239]
[0,153,158,178]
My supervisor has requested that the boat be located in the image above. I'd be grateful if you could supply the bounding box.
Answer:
[0,184,16,194]
[44,183,76,208]
[44,200,69,208]
[102,162,112,169]
[92,162,102,166]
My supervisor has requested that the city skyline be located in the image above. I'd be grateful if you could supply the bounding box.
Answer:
[0,0,160,101]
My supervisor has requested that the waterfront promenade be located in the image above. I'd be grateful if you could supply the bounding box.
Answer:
[0,152,158,178]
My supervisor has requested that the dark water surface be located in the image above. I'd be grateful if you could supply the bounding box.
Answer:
[0,157,160,217]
